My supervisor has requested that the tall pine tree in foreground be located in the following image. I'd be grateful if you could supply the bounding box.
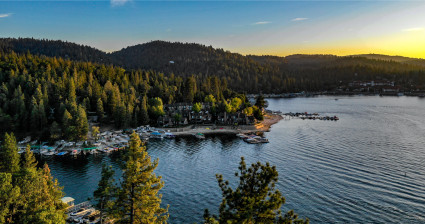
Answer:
[204,157,309,224]
[0,133,66,223]
[93,164,116,224]
[0,132,20,173]
[114,132,168,224]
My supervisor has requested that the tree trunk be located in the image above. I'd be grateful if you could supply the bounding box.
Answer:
[130,184,134,224]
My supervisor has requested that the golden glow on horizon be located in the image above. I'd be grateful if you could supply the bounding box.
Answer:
[237,29,425,59]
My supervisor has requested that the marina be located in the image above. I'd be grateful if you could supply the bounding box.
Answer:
[16,115,282,158]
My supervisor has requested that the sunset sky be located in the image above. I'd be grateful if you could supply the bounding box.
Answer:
[1,0,424,58]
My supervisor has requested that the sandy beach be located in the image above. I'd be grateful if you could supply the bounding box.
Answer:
[165,113,283,137]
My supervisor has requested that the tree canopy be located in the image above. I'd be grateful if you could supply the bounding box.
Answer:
[204,157,308,224]
[113,132,169,224]
[0,133,66,224]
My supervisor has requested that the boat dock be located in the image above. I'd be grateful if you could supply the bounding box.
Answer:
[283,112,339,121]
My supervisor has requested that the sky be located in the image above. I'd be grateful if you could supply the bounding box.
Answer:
[0,0,425,58]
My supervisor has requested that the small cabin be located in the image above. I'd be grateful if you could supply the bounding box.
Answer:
[61,197,75,207]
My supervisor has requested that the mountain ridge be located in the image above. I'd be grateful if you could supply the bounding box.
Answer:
[1,37,425,93]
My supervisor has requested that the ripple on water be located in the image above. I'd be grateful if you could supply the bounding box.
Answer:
[37,96,425,223]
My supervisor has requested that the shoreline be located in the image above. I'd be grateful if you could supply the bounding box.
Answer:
[165,113,283,137]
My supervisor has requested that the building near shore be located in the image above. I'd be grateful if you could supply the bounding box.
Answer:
[158,103,256,127]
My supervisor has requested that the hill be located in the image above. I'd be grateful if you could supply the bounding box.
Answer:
[0,37,110,63]
[352,54,425,67]
[1,38,425,93]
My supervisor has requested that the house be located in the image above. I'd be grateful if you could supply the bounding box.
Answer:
[158,102,255,126]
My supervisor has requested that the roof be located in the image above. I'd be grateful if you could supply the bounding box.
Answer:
[61,197,75,204]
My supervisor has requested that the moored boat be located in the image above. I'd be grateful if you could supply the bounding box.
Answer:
[56,151,68,156]
[150,131,163,139]
[236,133,249,139]
[70,149,80,156]
[243,138,259,144]
[194,133,205,139]
[164,132,176,138]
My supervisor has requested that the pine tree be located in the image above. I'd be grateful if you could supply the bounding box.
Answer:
[62,109,74,140]
[23,144,37,170]
[96,98,104,122]
[93,164,116,224]
[139,96,149,125]
[76,105,89,140]
[184,76,197,103]
[0,173,20,223]
[114,132,168,224]
[0,133,20,173]
[255,95,266,109]
[0,133,66,224]
[204,157,309,224]
[92,126,100,142]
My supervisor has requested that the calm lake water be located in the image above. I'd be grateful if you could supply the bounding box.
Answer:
[38,96,425,223]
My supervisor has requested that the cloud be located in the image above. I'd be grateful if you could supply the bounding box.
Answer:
[111,0,131,7]
[0,13,12,18]
[292,18,308,22]
[402,27,424,32]
[252,21,271,25]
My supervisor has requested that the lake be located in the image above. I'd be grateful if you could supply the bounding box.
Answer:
[38,96,425,223]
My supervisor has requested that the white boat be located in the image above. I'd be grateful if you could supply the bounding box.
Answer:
[18,136,31,145]
[18,147,26,154]
[253,136,269,143]
[243,138,259,144]
[43,151,56,156]
[164,132,176,138]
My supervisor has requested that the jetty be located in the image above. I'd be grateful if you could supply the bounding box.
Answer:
[61,197,101,224]
[283,112,339,121]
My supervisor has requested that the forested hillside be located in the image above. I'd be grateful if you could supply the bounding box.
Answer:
[0,38,110,63]
[0,51,233,139]
[1,38,425,94]
[353,54,425,67]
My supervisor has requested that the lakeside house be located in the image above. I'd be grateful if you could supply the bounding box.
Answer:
[157,102,256,127]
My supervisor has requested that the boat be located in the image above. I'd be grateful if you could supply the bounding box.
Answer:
[70,149,80,156]
[56,151,68,156]
[18,136,31,145]
[243,138,259,144]
[150,131,163,139]
[253,136,269,143]
[236,133,249,139]
[194,133,205,139]
[44,151,56,156]
[164,132,176,138]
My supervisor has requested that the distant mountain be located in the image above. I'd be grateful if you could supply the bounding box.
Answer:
[352,54,425,67]
[0,38,111,63]
[1,38,424,93]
